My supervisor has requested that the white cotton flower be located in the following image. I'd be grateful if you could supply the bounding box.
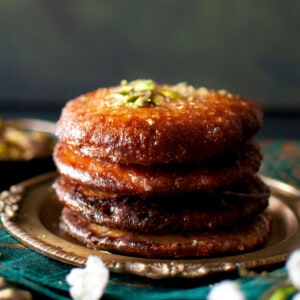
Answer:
[66,255,109,300]
[286,249,300,290]
[293,292,300,300]
[207,280,245,300]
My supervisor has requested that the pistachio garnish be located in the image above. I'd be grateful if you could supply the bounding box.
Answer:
[126,79,156,92]
[107,79,214,107]
[159,88,181,99]
[108,79,183,108]
[152,94,165,106]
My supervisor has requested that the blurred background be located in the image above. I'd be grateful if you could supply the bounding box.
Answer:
[0,0,299,137]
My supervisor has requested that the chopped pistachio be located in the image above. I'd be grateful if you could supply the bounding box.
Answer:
[107,79,212,107]
[159,88,181,99]
[108,79,157,107]
[132,96,152,108]
[128,91,149,102]
[113,93,129,102]
[129,79,156,92]
[118,85,134,94]
[152,94,165,105]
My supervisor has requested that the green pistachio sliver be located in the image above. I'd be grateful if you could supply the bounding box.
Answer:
[108,79,188,108]
[152,94,165,105]
[125,93,140,103]
[131,91,152,107]
[132,96,152,108]
[118,85,134,94]
[108,93,128,102]
[108,93,130,107]
[129,79,156,92]
[125,90,148,102]
[159,88,181,99]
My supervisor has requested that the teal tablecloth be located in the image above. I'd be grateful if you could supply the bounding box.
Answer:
[0,139,300,299]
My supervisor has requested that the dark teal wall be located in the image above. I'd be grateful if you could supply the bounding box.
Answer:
[0,0,299,111]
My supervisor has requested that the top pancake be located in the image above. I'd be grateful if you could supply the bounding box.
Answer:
[56,80,263,165]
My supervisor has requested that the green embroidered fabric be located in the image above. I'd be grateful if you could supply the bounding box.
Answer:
[0,139,299,299]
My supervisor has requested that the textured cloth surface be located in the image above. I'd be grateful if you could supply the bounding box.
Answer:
[0,139,299,299]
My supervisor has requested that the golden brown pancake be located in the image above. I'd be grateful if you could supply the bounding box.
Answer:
[56,82,262,165]
[54,175,270,234]
[60,208,272,258]
[53,140,262,197]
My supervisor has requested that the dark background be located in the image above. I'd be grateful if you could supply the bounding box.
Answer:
[0,0,299,137]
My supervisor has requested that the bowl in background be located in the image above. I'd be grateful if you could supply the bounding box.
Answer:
[0,118,57,190]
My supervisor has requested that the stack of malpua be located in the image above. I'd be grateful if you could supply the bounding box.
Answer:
[53,79,271,258]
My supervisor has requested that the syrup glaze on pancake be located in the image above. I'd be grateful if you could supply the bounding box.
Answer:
[53,140,262,197]
[53,79,271,258]
[60,208,272,258]
[54,175,270,234]
[56,81,262,165]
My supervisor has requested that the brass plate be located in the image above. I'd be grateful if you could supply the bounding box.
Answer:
[1,172,300,279]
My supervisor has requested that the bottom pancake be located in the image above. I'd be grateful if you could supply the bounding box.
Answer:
[54,175,270,234]
[60,208,272,258]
